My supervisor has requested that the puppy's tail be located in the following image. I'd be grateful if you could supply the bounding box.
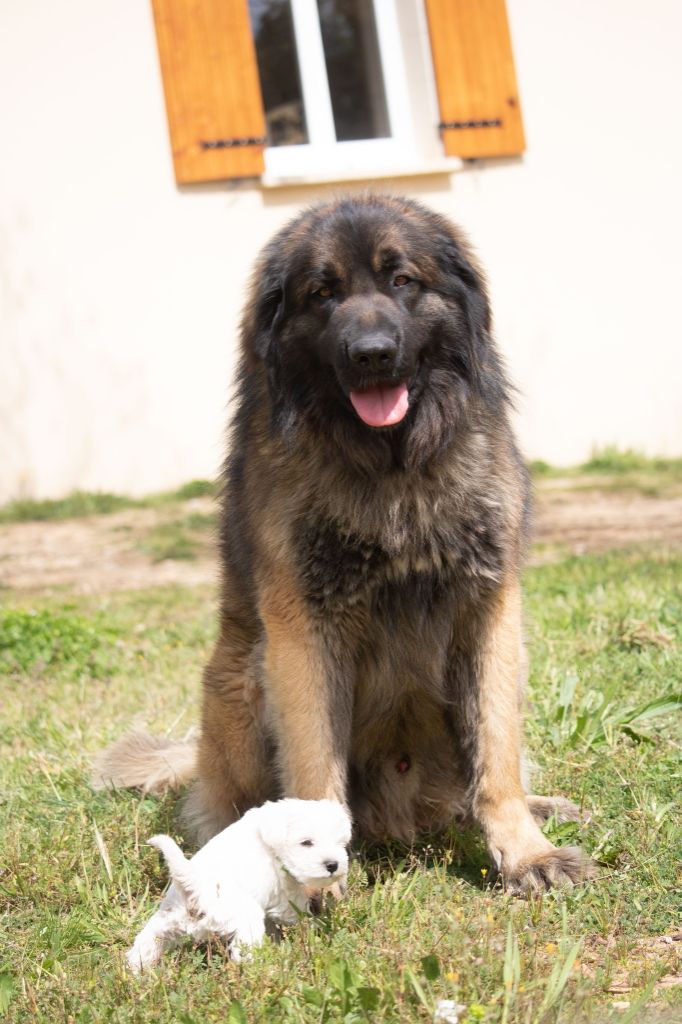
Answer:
[148,835,196,901]
[91,731,198,795]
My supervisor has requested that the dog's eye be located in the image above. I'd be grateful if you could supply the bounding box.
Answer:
[314,285,334,299]
[300,839,314,847]
[393,275,410,288]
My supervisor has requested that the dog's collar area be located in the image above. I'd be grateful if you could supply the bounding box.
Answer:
[396,755,411,774]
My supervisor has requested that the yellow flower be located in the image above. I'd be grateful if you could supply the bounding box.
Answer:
[545,942,557,955]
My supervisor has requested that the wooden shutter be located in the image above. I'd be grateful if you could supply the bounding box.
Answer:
[424,0,525,158]
[151,0,267,184]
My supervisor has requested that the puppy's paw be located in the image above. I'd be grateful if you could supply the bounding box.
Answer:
[125,946,148,975]
[125,951,141,975]
[526,795,589,827]
[502,845,596,896]
[229,943,254,963]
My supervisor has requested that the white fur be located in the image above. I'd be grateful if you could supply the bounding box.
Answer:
[126,798,352,972]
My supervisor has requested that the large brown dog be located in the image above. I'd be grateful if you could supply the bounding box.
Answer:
[96,195,591,893]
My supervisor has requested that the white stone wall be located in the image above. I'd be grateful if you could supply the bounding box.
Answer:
[1,0,681,500]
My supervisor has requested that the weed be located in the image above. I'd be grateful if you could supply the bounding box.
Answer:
[546,672,681,749]
[0,607,120,678]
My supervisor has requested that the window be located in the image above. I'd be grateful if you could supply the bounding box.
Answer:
[150,0,525,186]
[248,0,451,183]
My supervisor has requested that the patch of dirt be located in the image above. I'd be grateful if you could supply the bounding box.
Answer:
[1,488,681,595]
[581,929,682,996]
[0,499,217,595]
[532,485,682,561]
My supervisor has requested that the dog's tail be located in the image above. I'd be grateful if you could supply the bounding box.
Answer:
[91,731,198,795]
[148,835,196,901]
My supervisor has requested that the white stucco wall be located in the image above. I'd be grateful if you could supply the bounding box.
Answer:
[1,0,681,501]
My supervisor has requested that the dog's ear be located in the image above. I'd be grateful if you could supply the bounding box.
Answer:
[250,265,287,362]
[437,238,490,358]
[436,237,508,407]
[437,238,484,296]
[257,801,290,852]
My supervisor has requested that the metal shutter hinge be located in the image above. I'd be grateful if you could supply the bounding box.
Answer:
[200,136,267,150]
[438,119,502,130]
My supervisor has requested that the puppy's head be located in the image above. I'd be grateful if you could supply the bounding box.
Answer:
[257,799,351,888]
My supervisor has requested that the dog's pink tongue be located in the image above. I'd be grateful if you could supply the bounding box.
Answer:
[349,382,409,427]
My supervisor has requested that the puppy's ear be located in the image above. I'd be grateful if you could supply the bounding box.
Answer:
[257,801,290,853]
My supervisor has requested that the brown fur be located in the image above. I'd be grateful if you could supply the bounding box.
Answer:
[92,732,196,796]
[94,195,593,890]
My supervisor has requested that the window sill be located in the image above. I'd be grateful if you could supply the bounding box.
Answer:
[260,156,463,189]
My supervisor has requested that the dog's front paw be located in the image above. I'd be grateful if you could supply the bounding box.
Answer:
[502,845,595,896]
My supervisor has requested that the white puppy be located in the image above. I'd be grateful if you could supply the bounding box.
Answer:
[126,798,351,972]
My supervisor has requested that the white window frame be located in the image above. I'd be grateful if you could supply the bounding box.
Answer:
[261,0,461,186]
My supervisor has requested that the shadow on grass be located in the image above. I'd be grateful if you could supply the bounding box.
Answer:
[355,824,492,891]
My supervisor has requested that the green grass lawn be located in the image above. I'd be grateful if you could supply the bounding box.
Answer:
[1,547,681,1022]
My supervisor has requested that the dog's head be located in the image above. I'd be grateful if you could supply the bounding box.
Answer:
[256,799,351,888]
[242,194,510,469]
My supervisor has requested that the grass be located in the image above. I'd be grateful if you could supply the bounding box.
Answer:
[0,480,216,524]
[529,448,682,478]
[1,548,681,1022]
[139,513,216,563]
[530,449,682,498]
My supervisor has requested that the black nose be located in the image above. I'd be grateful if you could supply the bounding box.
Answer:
[348,334,397,373]
[325,861,339,874]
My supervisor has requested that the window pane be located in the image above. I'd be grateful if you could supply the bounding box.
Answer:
[248,0,308,146]
[317,0,390,142]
